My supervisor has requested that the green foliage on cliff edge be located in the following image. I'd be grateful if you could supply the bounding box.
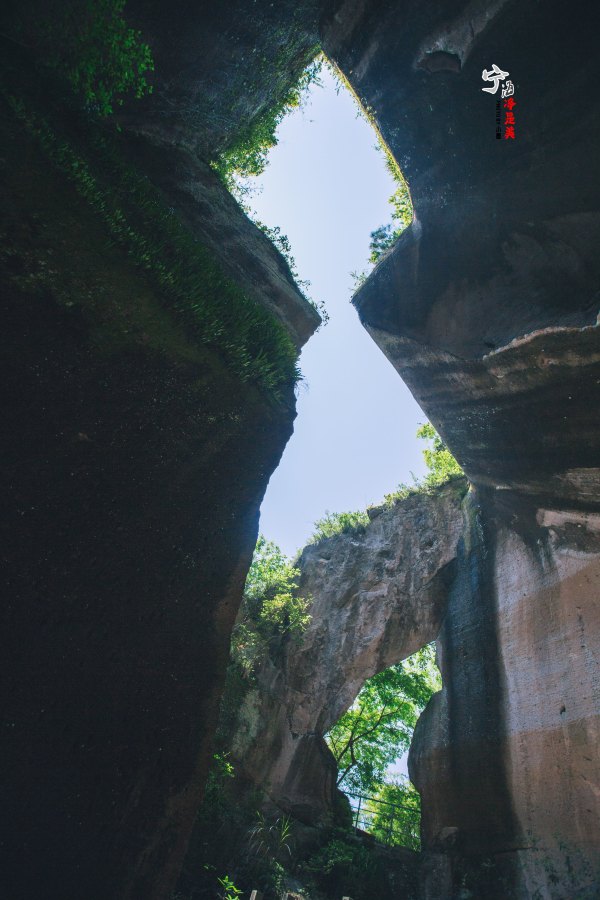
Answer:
[309,423,464,543]
[0,57,301,400]
[212,54,327,324]
[231,535,311,675]
[3,0,153,115]
[213,57,321,187]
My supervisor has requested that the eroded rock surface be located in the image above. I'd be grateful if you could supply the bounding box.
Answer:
[232,481,466,823]
[0,16,320,899]
[325,0,600,895]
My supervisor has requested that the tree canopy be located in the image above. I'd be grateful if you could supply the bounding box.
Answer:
[231,535,311,675]
[368,779,421,851]
[325,644,440,796]
[416,422,463,486]
[325,644,441,850]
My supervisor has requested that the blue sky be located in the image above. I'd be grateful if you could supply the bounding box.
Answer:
[241,65,428,558]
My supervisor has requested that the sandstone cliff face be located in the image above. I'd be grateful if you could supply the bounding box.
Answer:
[228,2,600,896]
[409,491,600,899]
[0,17,320,899]
[324,0,600,896]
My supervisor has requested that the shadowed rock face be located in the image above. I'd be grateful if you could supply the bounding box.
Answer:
[0,9,322,898]
[341,0,600,506]
[409,491,600,899]
[231,482,466,822]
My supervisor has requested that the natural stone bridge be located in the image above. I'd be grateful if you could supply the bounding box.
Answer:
[231,480,465,825]
[233,477,600,897]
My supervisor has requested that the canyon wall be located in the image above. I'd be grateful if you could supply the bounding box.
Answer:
[231,480,466,824]
[231,2,600,897]
[326,0,600,896]
[0,7,321,898]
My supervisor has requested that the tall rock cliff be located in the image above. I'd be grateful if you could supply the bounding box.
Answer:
[230,2,600,896]
[0,6,321,898]
[231,480,466,824]
[328,0,600,896]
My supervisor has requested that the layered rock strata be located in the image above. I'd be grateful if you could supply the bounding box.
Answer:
[2,0,600,897]
[326,0,600,895]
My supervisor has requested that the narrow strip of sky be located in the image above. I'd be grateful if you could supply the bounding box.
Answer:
[243,65,427,557]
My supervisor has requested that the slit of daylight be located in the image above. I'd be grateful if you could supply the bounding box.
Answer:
[226,61,438,844]
[235,63,428,557]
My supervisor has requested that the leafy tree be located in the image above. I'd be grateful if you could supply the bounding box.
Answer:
[232,535,311,674]
[368,159,412,265]
[367,778,421,851]
[368,224,397,264]
[383,423,463,505]
[326,645,440,796]
[416,422,463,486]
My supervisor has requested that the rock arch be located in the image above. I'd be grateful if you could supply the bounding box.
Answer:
[231,481,466,822]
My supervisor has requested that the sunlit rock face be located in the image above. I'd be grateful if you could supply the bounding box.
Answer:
[409,492,600,899]
[231,481,466,822]
[323,0,600,896]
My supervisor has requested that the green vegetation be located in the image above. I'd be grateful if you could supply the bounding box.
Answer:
[2,3,305,400]
[213,55,327,324]
[5,0,153,116]
[302,833,392,899]
[1,87,300,400]
[367,146,413,265]
[308,422,464,543]
[309,509,370,543]
[252,219,319,318]
[43,0,153,115]
[327,645,440,797]
[368,779,421,851]
[321,57,413,284]
[213,58,321,189]
[383,422,464,505]
[325,644,440,851]
[217,874,242,900]
[180,751,288,900]
[248,812,293,861]
[176,538,312,895]
[232,535,311,675]
[415,421,463,484]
